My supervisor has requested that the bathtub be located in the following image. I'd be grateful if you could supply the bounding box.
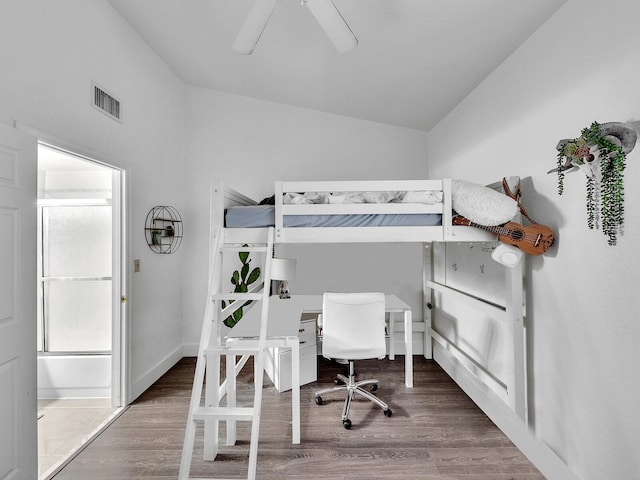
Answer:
[37,354,111,398]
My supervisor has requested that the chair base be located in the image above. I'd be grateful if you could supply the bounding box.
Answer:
[314,360,392,429]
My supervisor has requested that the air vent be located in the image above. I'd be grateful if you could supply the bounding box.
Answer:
[91,82,122,122]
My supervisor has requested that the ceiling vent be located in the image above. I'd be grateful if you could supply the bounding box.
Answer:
[91,82,122,122]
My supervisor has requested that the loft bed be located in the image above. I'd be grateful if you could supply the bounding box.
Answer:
[217,179,514,245]
[181,177,528,479]
[210,178,528,421]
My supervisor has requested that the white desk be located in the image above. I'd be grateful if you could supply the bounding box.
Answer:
[222,294,413,446]
[294,294,414,388]
[233,295,414,387]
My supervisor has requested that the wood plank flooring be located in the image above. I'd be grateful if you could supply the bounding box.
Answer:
[52,356,545,480]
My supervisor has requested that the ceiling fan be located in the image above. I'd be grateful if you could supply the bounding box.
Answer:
[232,0,358,55]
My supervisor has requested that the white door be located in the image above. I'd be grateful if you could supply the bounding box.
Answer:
[0,124,37,479]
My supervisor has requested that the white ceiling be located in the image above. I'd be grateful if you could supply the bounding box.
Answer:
[108,0,566,131]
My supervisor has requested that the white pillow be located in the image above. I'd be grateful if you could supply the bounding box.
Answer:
[451,179,518,226]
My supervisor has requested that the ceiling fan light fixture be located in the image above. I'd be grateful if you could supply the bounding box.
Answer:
[232,0,278,54]
[304,0,358,53]
[232,0,357,55]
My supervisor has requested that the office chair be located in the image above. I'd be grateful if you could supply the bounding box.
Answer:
[314,292,392,429]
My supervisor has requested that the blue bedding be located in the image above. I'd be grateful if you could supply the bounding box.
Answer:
[225,205,442,228]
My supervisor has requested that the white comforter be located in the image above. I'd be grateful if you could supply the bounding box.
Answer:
[283,190,442,205]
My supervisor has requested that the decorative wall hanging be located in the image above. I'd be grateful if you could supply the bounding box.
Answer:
[549,121,637,245]
[144,206,183,254]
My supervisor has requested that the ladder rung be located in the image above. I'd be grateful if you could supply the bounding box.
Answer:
[192,406,255,421]
[220,245,268,253]
[212,293,263,301]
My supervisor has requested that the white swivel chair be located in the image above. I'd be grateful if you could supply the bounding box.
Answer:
[314,292,392,429]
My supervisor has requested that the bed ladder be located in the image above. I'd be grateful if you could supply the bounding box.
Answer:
[179,227,275,480]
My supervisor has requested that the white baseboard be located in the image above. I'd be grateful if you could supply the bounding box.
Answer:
[129,345,183,402]
[433,342,579,480]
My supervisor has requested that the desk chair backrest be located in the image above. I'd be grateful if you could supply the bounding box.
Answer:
[321,292,386,361]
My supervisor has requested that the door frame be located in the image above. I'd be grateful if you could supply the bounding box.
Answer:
[111,157,127,407]
[21,123,129,407]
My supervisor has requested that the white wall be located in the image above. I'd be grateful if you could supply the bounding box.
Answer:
[182,86,429,352]
[12,4,631,477]
[1,0,430,404]
[427,1,640,478]
[0,0,187,401]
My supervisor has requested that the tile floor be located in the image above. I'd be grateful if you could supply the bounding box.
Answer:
[37,398,121,479]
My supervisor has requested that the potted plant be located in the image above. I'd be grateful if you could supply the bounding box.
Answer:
[552,121,637,245]
[151,230,162,245]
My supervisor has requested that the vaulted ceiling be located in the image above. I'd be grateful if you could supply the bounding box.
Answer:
[108,0,566,131]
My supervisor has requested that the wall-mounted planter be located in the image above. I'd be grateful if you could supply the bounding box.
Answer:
[144,206,183,254]
[550,121,637,245]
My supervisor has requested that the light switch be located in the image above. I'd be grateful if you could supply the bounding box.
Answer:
[134,259,141,272]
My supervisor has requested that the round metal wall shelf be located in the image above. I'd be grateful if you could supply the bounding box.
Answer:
[144,206,183,254]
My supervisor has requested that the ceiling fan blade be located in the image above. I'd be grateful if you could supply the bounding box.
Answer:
[305,0,358,53]
[232,0,278,55]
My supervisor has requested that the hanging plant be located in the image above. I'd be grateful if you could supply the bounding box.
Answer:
[550,121,637,246]
[222,245,261,328]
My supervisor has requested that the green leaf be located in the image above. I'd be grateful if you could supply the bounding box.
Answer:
[239,251,249,264]
[247,267,260,284]
[231,270,239,285]
[223,315,237,328]
[241,263,250,282]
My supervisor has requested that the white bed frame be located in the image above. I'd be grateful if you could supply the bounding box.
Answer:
[218,179,499,245]
[211,178,528,421]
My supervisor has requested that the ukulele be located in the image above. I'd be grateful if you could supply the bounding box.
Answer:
[452,215,555,255]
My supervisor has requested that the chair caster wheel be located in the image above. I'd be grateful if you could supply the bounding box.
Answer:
[369,384,378,392]
[315,396,323,405]
[342,419,352,429]
[384,409,392,417]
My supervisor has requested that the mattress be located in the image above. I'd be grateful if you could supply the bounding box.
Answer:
[225,205,442,228]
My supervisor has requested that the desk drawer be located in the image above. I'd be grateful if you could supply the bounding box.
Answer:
[297,318,317,346]
[265,343,317,393]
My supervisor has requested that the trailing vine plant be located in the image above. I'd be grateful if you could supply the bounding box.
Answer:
[555,121,634,246]
[222,245,261,328]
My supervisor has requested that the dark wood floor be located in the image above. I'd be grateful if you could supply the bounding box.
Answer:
[53,356,545,480]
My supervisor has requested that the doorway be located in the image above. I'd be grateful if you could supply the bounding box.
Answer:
[36,143,125,478]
